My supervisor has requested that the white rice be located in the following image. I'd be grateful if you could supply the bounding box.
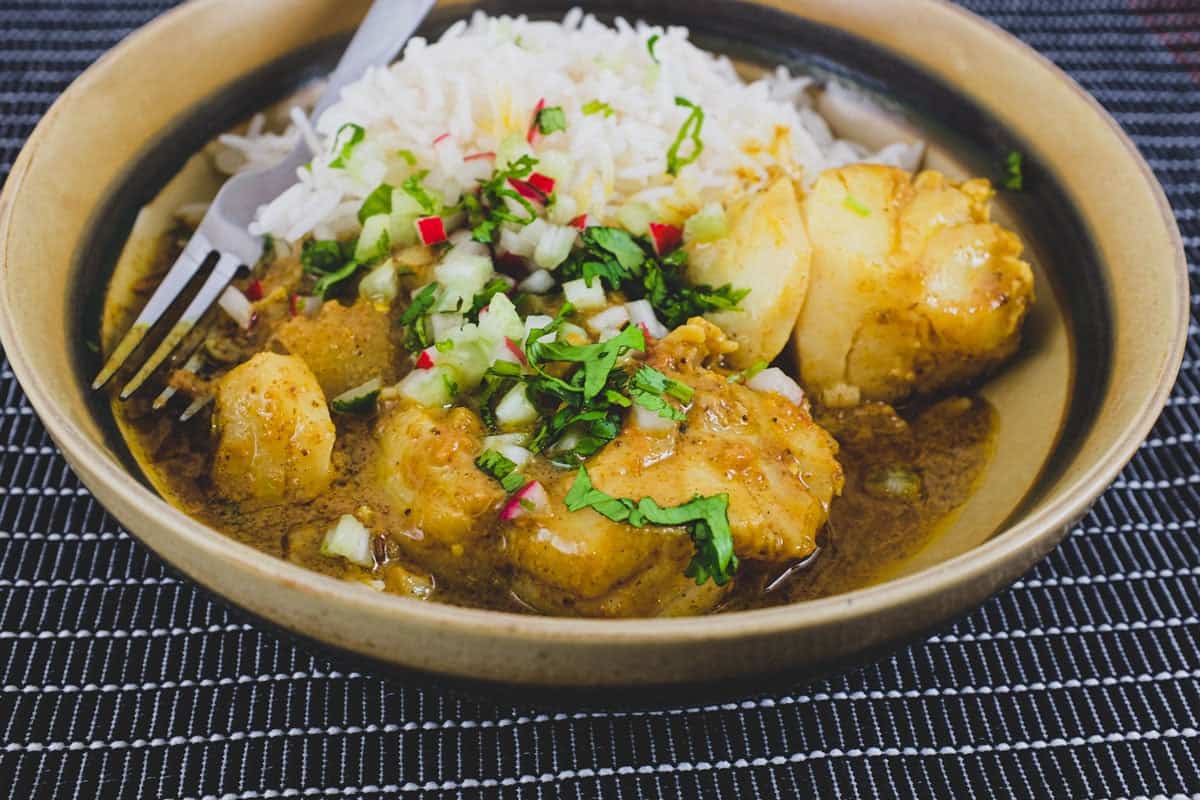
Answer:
[219,9,922,245]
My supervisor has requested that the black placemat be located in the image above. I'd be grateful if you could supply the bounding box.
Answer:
[2,1,1199,797]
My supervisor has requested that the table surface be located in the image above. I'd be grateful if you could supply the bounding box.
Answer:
[2,1,1199,798]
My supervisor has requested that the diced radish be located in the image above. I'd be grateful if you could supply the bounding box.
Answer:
[632,403,677,434]
[526,98,546,144]
[586,304,630,333]
[218,286,254,330]
[415,349,436,370]
[527,172,556,196]
[625,299,669,339]
[562,278,606,310]
[500,480,549,520]
[649,222,683,255]
[496,443,533,468]
[504,337,529,366]
[568,214,588,230]
[507,177,547,204]
[415,215,447,245]
[747,367,805,405]
[463,151,495,162]
[517,269,555,294]
[244,280,264,302]
[482,433,529,450]
[432,132,451,146]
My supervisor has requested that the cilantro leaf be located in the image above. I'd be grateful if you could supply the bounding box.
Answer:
[564,467,739,585]
[466,277,512,323]
[647,33,661,63]
[628,366,691,421]
[358,183,394,223]
[300,239,348,275]
[476,449,526,493]
[1004,150,1024,191]
[535,106,567,135]
[583,227,645,272]
[329,123,365,169]
[531,324,645,401]
[402,171,441,215]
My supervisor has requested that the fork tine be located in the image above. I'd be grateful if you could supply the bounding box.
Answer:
[91,232,215,389]
[119,251,243,399]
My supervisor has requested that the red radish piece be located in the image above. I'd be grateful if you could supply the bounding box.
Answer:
[415,216,447,245]
[507,177,547,204]
[648,222,683,255]
[415,349,435,370]
[504,337,529,366]
[244,280,264,301]
[463,151,496,162]
[500,480,549,520]
[527,172,556,196]
[432,132,451,146]
[568,214,588,230]
[526,98,546,144]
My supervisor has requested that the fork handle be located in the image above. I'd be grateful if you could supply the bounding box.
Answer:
[311,0,438,121]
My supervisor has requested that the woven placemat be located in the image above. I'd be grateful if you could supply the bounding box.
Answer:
[2,1,1198,797]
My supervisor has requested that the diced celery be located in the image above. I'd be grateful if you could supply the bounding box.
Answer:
[617,202,655,236]
[358,260,398,306]
[330,377,382,414]
[398,366,455,407]
[355,214,392,262]
[683,202,728,243]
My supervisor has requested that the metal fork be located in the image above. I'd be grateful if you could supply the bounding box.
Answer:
[93,0,437,399]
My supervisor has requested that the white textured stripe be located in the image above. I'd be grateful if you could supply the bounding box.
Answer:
[5,667,1197,709]
[6,726,1197,764]
[0,576,180,589]
[0,531,128,542]
[925,616,1198,644]
[0,486,89,496]
[1011,567,1200,589]
[0,445,56,455]
[0,623,256,641]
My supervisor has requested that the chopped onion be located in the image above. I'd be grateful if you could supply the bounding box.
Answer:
[586,304,630,333]
[415,215,447,245]
[482,433,529,450]
[500,227,533,258]
[648,222,683,256]
[495,384,539,430]
[218,286,255,330]
[747,367,805,405]
[320,515,374,568]
[562,278,606,310]
[632,403,677,433]
[532,224,577,269]
[496,443,533,468]
[517,269,555,294]
[683,202,729,243]
[624,299,668,339]
[500,480,549,520]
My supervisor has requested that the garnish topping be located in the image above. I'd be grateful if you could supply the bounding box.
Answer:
[329,123,365,169]
[1004,150,1024,191]
[666,97,704,176]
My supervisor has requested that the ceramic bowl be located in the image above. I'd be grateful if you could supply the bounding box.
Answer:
[0,0,1186,692]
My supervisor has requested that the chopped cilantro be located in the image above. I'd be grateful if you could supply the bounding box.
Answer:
[301,239,360,298]
[329,123,365,169]
[399,283,439,351]
[476,449,527,493]
[565,467,739,585]
[462,155,540,244]
[728,360,769,384]
[582,99,615,118]
[647,33,661,63]
[358,183,394,223]
[401,171,441,215]
[396,148,417,165]
[535,105,567,135]
[628,366,691,421]
[666,97,704,177]
[466,277,512,323]
[1004,150,1024,191]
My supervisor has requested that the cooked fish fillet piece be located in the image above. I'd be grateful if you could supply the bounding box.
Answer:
[211,352,335,505]
[685,177,812,369]
[795,165,1034,406]
[374,404,505,553]
[271,298,398,399]
[505,319,842,617]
